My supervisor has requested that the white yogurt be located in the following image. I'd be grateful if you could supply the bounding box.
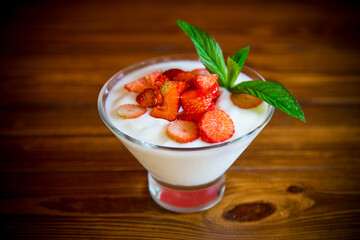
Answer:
[103,60,272,186]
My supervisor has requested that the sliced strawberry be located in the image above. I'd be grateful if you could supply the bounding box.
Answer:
[136,88,157,108]
[173,71,196,84]
[153,88,164,106]
[160,81,189,96]
[117,104,147,119]
[193,74,218,91]
[177,102,217,123]
[181,89,214,115]
[209,83,220,100]
[177,111,203,123]
[198,109,234,143]
[124,70,162,93]
[124,78,152,93]
[163,68,184,80]
[207,101,217,111]
[154,75,170,88]
[231,93,263,109]
[144,70,162,86]
[166,120,199,143]
[150,87,180,121]
[192,68,210,76]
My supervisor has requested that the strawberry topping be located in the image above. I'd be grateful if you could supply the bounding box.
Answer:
[173,71,196,84]
[124,70,162,93]
[181,89,214,115]
[124,78,152,93]
[166,120,199,143]
[121,67,242,144]
[144,70,163,86]
[192,74,218,91]
[198,109,234,143]
[154,75,170,88]
[177,111,203,123]
[117,104,147,119]
[161,81,189,96]
[150,87,180,121]
[191,68,210,76]
[208,83,220,100]
[163,68,184,80]
[231,93,263,109]
[136,88,162,108]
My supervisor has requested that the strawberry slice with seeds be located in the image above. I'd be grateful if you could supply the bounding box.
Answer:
[124,78,152,93]
[198,109,234,143]
[173,71,196,84]
[177,111,203,123]
[193,74,218,91]
[178,102,216,122]
[209,83,220,100]
[144,70,163,86]
[136,88,158,108]
[166,120,199,143]
[150,87,180,121]
[154,75,170,88]
[160,81,189,96]
[163,68,184,80]
[117,104,147,119]
[153,88,164,106]
[231,93,263,109]
[124,70,162,93]
[181,89,214,115]
[192,68,210,76]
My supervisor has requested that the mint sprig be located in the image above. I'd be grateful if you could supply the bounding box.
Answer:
[231,81,305,121]
[177,20,305,122]
[176,20,227,87]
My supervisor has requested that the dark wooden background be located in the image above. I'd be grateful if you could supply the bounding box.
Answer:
[1,0,359,239]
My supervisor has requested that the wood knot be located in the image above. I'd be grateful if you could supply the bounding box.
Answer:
[287,185,304,193]
[223,202,276,222]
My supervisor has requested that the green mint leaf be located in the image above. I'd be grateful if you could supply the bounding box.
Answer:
[232,46,249,72]
[231,80,305,121]
[227,46,249,88]
[227,57,240,88]
[177,20,227,87]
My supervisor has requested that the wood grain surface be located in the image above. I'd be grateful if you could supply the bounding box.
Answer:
[1,0,359,239]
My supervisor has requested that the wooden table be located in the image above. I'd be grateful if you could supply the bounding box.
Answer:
[1,0,359,239]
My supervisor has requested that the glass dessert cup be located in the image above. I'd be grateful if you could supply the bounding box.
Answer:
[98,54,274,213]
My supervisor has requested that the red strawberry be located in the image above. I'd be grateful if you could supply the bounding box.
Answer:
[153,88,164,106]
[163,68,184,80]
[154,75,170,88]
[117,104,147,119]
[192,68,210,76]
[150,87,180,121]
[124,78,152,93]
[230,93,263,109]
[124,70,162,93]
[144,70,162,86]
[173,71,196,84]
[178,102,216,122]
[181,89,214,115]
[193,74,218,91]
[209,83,220,100]
[166,120,199,143]
[198,109,234,143]
[136,88,159,108]
[160,81,189,96]
[177,111,203,123]
[207,101,217,111]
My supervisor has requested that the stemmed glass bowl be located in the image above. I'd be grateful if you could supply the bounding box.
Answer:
[98,54,274,213]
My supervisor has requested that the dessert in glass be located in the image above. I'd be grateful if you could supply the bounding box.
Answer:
[97,54,274,213]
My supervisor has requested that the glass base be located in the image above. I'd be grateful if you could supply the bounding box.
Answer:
[148,173,225,213]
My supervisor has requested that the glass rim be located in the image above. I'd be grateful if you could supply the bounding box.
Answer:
[97,54,275,152]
